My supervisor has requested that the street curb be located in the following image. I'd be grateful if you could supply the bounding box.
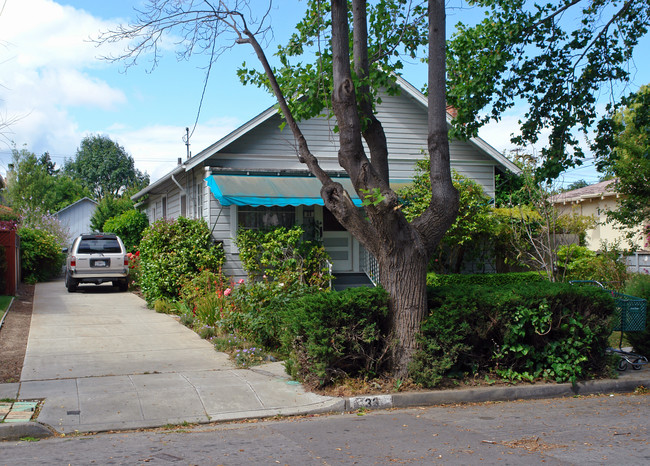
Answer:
[0,422,55,441]
[345,375,650,411]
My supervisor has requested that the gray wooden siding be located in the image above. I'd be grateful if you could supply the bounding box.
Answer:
[205,194,246,279]
[57,200,97,243]
[211,90,499,197]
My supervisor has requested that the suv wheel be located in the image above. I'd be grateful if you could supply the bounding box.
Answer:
[113,280,129,292]
[65,271,78,292]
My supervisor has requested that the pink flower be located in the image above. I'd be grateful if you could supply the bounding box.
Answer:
[224,288,232,297]
[238,279,245,284]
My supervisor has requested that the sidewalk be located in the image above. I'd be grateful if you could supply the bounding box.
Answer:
[1,281,649,441]
[0,281,341,440]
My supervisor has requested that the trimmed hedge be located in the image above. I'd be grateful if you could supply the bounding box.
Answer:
[281,286,389,387]
[410,281,616,386]
[426,271,545,287]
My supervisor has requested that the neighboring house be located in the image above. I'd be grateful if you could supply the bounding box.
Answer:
[56,197,98,244]
[552,179,648,251]
[552,179,650,273]
[132,76,520,281]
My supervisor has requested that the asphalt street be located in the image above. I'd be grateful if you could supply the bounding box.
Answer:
[1,392,648,465]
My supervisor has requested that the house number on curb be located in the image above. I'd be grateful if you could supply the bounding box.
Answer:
[349,394,392,410]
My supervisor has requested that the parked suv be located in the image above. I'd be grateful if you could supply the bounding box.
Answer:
[64,233,129,292]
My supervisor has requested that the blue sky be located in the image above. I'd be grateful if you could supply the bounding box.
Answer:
[1,0,648,186]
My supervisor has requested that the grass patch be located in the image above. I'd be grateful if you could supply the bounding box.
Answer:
[608,331,630,348]
[0,295,13,314]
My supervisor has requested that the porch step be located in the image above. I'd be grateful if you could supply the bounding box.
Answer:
[332,272,374,291]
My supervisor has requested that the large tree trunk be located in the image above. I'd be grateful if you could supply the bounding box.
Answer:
[379,244,429,377]
[325,0,457,378]
[252,0,457,378]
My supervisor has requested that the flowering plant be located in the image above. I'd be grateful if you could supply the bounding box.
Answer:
[126,250,141,289]
[233,347,265,368]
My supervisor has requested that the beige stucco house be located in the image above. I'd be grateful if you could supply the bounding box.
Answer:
[552,179,648,257]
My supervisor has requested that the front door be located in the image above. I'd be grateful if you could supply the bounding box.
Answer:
[322,208,353,272]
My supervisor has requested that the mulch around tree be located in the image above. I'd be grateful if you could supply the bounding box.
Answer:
[0,284,34,384]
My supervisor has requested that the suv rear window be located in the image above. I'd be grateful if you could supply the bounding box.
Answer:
[77,238,122,254]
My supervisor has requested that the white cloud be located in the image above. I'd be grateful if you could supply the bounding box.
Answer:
[0,0,128,168]
[0,0,123,69]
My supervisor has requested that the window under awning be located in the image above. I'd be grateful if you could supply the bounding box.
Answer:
[206,174,363,207]
[205,173,413,207]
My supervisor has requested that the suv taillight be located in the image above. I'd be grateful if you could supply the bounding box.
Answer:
[124,256,129,266]
[70,256,76,267]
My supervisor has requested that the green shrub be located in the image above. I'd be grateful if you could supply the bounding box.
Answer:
[426,271,545,287]
[138,217,225,305]
[19,227,65,283]
[281,287,389,387]
[556,244,628,287]
[236,226,332,288]
[153,299,177,315]
[90,196,135,232]
[410,282,615,387]
[623,274,650,355]
[224,280,315,350]
[103,209,148,252]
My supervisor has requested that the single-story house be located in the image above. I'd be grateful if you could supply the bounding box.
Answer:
[132,76,520,281]
[552,179,648,251]
[552,179,650,273]
[56,197,98,244]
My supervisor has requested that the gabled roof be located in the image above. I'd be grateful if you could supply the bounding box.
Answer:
[551,179,618,204]
[393,76,521,174]
[56,197,98,215]
[133,76,519,200]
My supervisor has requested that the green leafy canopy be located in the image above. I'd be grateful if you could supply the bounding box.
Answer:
[65,135,149,200]
[593,84,650,226]
[447,0,650,181]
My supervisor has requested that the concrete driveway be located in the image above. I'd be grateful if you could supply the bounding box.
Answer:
[11,281,340,434]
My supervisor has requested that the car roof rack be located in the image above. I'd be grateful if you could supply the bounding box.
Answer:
[80,232,118,239]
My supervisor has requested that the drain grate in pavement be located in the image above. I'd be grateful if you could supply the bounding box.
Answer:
[67,410,81,415]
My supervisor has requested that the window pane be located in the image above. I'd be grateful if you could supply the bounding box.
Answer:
[238,206,296,229]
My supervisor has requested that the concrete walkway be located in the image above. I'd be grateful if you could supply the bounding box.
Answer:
[0,281,341,436]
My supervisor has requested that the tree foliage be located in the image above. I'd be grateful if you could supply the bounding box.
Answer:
[496,165,596,281]
[446,0,650,180]
[5,146,90,214]
[90,196,138,233]
[399,159,495,272]
[593,84,650,227]
[103,209,149,252]
[65,135,149,199]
